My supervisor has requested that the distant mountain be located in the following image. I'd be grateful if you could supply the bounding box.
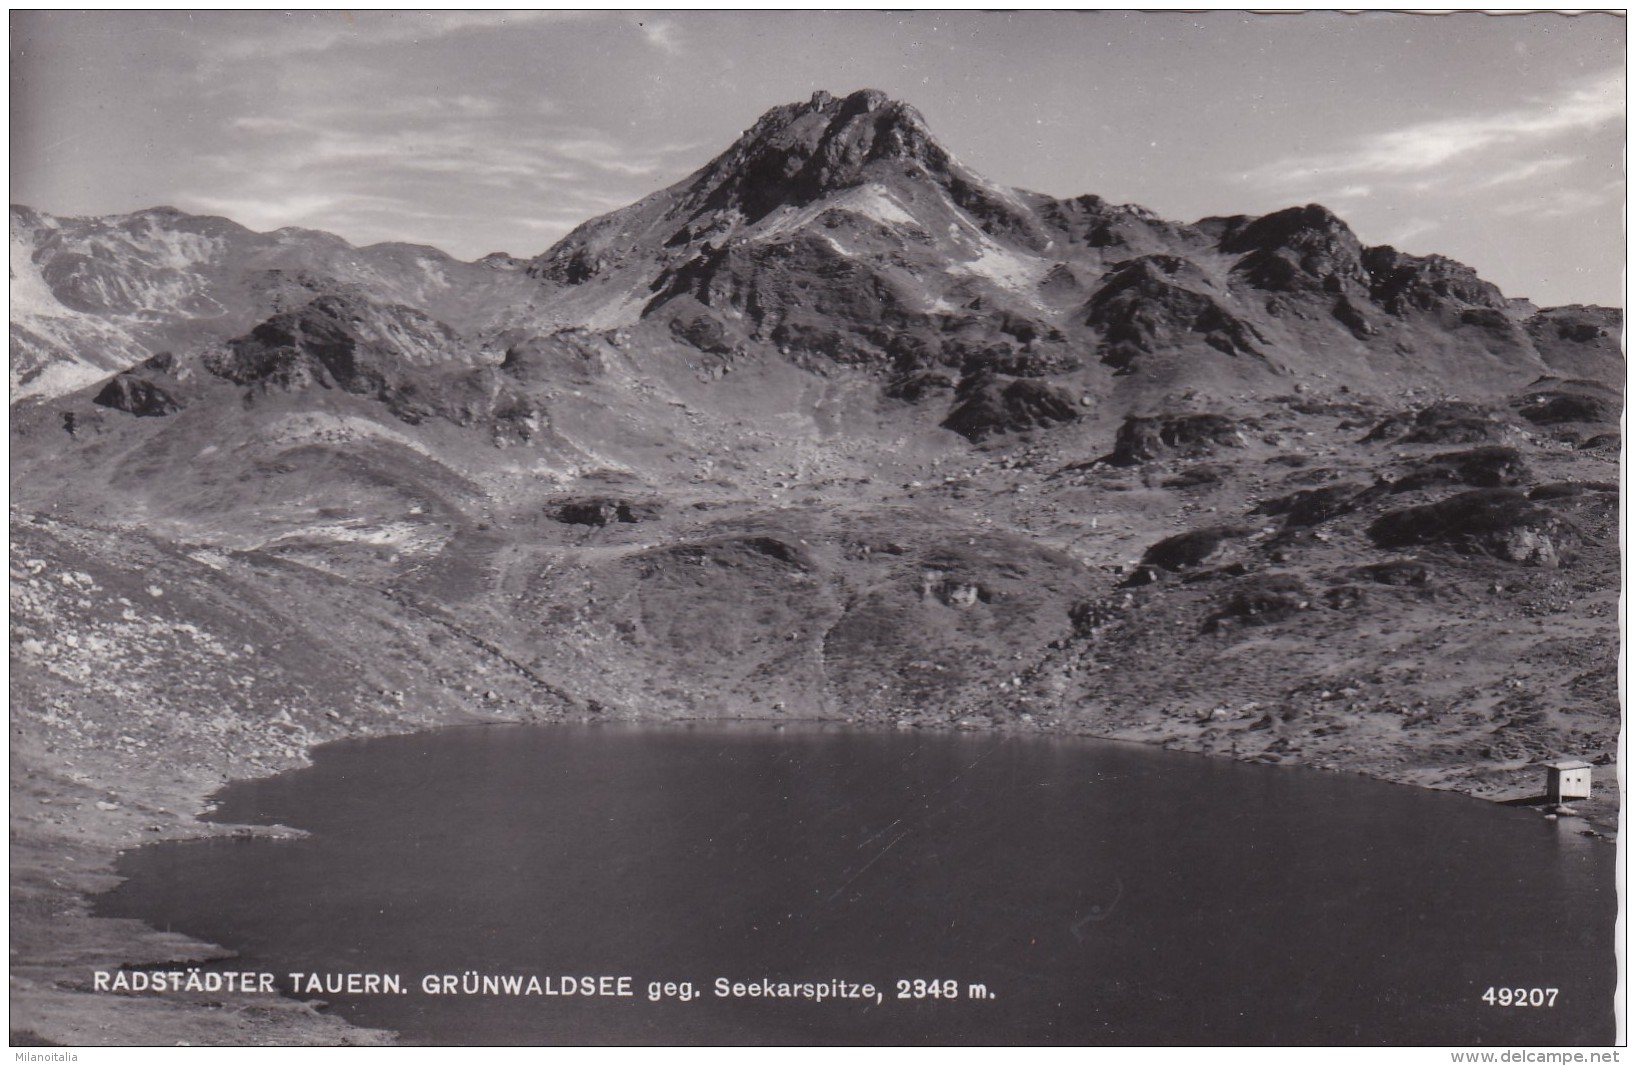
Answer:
[9,203,536,400]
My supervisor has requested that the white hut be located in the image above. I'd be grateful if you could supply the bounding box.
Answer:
[1543,760,1592,803]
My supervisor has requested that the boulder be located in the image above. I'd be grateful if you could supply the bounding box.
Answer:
[941,375,1079,441]
[550,497,662,527]
[1141,526,1250,571]
[1111,413,1250,465]
[1367,489,1573,567]
[1391,447,1529,492]
[92,374,182,418]
[1205,573,1310,631]
[1363,402,1507,445]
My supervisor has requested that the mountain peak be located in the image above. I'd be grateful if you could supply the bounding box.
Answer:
[1216,202,1369,296]
[693,88,947,222]
[526,88,1040,286]
[1219,203,1356,254]
[795,87,917,124]
[806,87,894,113]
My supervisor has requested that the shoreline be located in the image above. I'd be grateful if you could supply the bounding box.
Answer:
[9,706,1618,1048]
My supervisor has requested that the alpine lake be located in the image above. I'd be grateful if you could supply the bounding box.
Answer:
[97,723,1617,1045]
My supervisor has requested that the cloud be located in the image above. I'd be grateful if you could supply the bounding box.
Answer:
[229,116,308,136]
[1476,156,1576,189]
[511,212,624,233]
[1376,217,1441,248]
[1246,67,1623,186]
[639,18,684,55]
[180,83,718,259]
[206,11,586,64]
[186,191,403,231]
[1493,181,1620,220]
[213,95,707,194]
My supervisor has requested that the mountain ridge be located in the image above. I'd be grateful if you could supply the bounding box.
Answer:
[15,88,1620,413]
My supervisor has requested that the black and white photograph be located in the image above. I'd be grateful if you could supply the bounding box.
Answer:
[8,8,1625,1048]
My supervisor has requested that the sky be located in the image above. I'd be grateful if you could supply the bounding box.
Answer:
[9,10,1626,307]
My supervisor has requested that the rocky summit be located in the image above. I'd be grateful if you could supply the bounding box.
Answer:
[8,90,1623,1045]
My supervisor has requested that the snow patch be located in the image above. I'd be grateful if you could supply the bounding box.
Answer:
[751,184,924,242]
[130,227,226,272]
[11,231,63,319]
[843,185,919,228]
[952,243,1047,294]
[8,225,204,399]
[10,357,113,402]
[942,202,1049,304]
[276,521,428,548]
[821,235,853,259]
[262,412,437,458]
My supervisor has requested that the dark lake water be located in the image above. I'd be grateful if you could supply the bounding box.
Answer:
[98,724,1616,1045]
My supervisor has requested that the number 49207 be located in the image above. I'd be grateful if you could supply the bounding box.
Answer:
[1482,987,1558,1007]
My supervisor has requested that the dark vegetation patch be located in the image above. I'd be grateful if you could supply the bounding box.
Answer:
[924,574,992,608]
[1084,255,1267,371]
[1110,412,1251,465]
[1351,560,1431,586]
[668,313,735,355]
[1391,446,1529,492]
[1254,482,1370,527]
[1180,562,1250,584]
[1367,489,1574,566]
[500,332,607,380]
[1511,386,1620,427]
[1161,463,1232,489]
[1363,401,1507,445]
[1360,246,1507,316]
[1528,482,1618,501]
[1283,396,1377,418]
[1069,597,1125,635]
[884,369,957,402]
[201,293,547,434]
[1118,565,1163,588]
[1524,307,1624,383]
[1535,311,1617,344]
[1204,573,1309,631]
[92,374,182,418]
[1141,526,1250,571]
[738,536,810,567]
[1322,585,1366,609]
[646,535,814,576]
[941,375,1080,441]
[841,538,910,561]
[549,496,662,527]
